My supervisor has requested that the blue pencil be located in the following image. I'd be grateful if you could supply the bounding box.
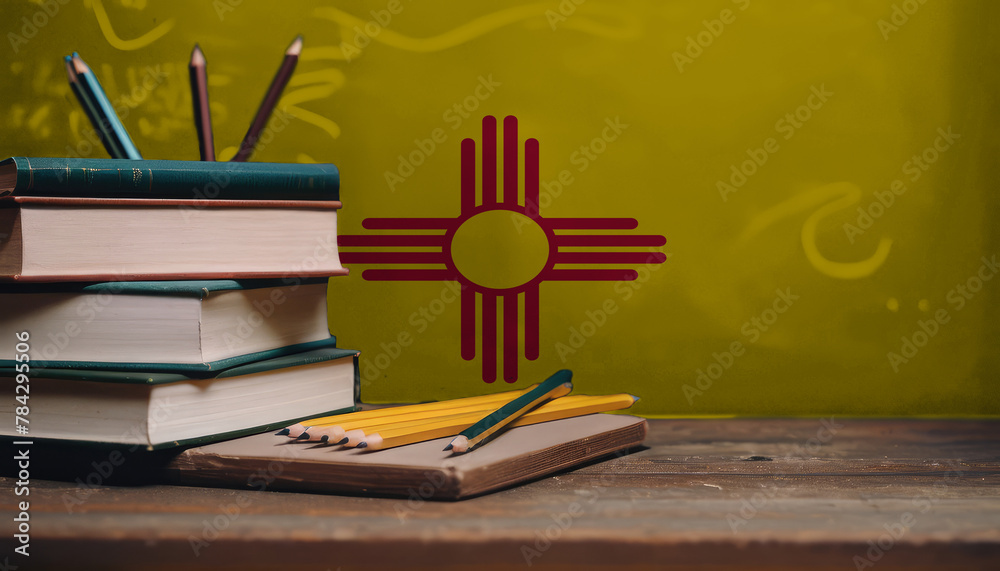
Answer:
[65,55,123,159]
[71,53,142,159]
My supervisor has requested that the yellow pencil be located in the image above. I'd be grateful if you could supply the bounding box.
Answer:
[336,393,626,446]
[308,398,525,445]
[279,385,535,438]
[359,393,638,451]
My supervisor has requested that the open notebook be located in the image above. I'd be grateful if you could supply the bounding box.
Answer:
[167,414,647,499]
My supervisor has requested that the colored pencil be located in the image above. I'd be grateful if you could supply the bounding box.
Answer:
[71,54,142,159]
[189,44,215,161]
[231,35,302,162]
[329,398,525,446]
[278,385,536,438]
[360,393,638,451]
[65,55,122,159]
[345,393,631,447]
[444,370,573,453]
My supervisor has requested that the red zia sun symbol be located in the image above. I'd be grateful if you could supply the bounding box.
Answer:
[339,115,666,383]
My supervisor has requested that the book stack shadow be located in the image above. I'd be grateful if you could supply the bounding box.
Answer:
[0,157,359,482]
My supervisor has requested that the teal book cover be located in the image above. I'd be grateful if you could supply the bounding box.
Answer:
[0,336,340,375]
[0,156,339,201]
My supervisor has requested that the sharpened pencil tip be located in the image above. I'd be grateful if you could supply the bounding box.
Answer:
[286,35,303,55]
[630,394,640,403]
[295,432,311,440]
[334,437,348,445]
[356,441,367,449]
[443,443,453,451]
[191,44,205,65]
[64,57,77,82]
[71,54,90,74]
[274,428,290,436]
[320,434,329,443]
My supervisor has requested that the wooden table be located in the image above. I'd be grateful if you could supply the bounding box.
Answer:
[3,419,998,570]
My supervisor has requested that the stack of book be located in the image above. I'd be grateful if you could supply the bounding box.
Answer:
[0,157,359,449]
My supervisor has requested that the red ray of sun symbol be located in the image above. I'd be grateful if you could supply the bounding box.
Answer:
[339,115,667,383]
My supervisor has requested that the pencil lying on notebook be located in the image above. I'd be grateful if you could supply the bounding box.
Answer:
[445,369,573,453]
[277,385,536,438]
[358,393,638,451]
[309,396,528,444]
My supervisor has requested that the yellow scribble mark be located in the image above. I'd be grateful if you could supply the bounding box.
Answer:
[313,2,638,57]
[218,146,237,162]
[280,69,346,141]
[559,5,641,40]
[87,0,174,50]
[743,182,892,280]
[27,104,51,138]
[802,182,892,279]
[286,106,341,140]
[288,69,346,91]
[314,4,551,53]
[299,46,351,62]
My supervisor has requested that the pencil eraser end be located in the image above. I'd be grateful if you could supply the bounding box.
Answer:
[344,429,366,447]
[449,435,469,453]
[364,434,383,451]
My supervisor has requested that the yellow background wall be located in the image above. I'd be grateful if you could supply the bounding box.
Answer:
[1,0,997,415]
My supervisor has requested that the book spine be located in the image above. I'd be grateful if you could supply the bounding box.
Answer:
[2,157,339,201]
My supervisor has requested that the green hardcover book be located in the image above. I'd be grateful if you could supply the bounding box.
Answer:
[0,157,339,201]
[0,344,360,449]
[0,279,333,369]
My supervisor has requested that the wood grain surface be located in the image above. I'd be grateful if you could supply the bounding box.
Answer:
[2,418,998,570]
